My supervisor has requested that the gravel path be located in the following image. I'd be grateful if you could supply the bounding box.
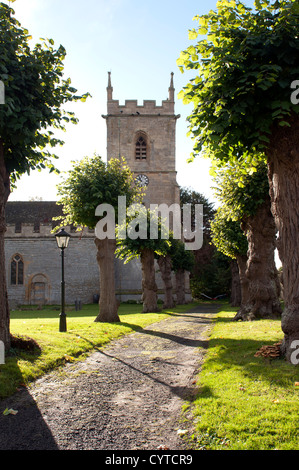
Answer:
[0,304,219,451]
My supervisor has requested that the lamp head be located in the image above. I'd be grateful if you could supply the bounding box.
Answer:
[55,228,71,249]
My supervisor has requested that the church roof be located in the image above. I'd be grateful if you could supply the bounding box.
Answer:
[5,201,63,225]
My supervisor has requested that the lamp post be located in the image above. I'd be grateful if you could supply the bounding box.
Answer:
[55,228,71,332]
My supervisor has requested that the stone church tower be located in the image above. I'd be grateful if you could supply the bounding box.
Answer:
[3,75,191,309]
[102,72,180,208]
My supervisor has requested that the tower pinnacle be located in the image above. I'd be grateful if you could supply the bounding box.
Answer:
[168,72,174,102]
[107,71,113,101]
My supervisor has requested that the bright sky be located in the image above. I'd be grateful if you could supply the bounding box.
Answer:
[5,0,254,204]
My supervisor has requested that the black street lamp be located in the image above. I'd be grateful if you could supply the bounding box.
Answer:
[55,228,71,332]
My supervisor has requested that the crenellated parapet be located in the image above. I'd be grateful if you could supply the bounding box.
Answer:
[105,98,176,116]
[5,223,95,239]
[103,72,178,118]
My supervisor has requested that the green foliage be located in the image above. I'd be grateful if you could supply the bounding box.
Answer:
[170,238,195,273]
[210,207,248,259]
[177,0,299,167]
[116,205,195,276]
[56,155,142,230]
[190,251,231,298]
[115,207,172,262]
[180,186,215,234]
[0,3,89,183]
[212,161,269,220]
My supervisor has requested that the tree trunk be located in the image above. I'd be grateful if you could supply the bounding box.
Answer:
[94,237,120,322]
[157,255,175,309]
[176,268,186,305]
[230,259,241,307]
[234,254,250,320]
[234,199,282,321]
[140,248,158,313]
[267,115,299,363]
[0,140,10,351]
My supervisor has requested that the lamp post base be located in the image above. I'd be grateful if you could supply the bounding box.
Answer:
[59,313,67,332]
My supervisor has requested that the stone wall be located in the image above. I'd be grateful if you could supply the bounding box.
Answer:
[5,224,100,308]
[4,221,191,308]
[3,74,193,310]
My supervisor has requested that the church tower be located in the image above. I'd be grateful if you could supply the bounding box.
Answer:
[102,72,181,208]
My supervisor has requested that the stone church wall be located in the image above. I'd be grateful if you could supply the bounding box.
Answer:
[4,74,192,309]
[5,224,100,308]
[5,221,189,309]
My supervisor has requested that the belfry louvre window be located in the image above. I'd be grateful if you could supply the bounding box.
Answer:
[135,136,147,160]
[11,254,24,286]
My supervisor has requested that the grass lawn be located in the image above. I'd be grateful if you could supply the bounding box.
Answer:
[188,304,299,451]
[0,301,197,400]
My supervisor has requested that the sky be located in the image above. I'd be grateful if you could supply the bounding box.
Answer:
[3,0,282,267]
[2,0,215,203]
[4,0,253,204]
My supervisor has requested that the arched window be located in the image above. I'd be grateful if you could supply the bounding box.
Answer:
[11,254,24,286]
[135,136,147,160]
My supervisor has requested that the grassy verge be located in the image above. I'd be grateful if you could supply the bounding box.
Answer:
[189,304,299,450]
[0,302,197,400]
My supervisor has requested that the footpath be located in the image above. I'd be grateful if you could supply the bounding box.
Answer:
[0,303,219,451]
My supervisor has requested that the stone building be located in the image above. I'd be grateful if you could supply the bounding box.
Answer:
[4,201,99,308]
[102,72,181,208]
[4,74,191,309]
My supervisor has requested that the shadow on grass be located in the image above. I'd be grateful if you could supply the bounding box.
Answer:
[0,340,58,449]
[10,301,217,321]
[203,336,299,388]
[0,358,58,450]
[1,338,45,400]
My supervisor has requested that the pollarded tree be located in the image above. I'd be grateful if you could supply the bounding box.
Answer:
[156,250,175,309]
[56,155,142,323]
[213,162,282,320]
[179,187,218,300]
[116,207,171,313]
[0,2,89,351]
[210,207,249,311]
[177,0,299,361]
[170,238,195,305]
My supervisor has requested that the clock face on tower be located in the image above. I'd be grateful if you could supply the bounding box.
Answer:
[135,174,149,187]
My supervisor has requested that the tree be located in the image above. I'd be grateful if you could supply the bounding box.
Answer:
[179,187,222,300]
[116,207,171,313]
[157,252,175,309]
[211,207,249,310]
[0,3,89,350]
[180,186,215,235]
[178,0,299,361]
[213,162,281,320]
[56,155,141,322]
[170,238,195,305]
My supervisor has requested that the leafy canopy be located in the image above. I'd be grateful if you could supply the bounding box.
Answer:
[0,2,90,183]
[115,207,172,262]
[212,161,269,221]
[177,0,299,167]
[210,207,248,260]
[180,186,215,234]
[56,155,142,230]
[169,237,195,273]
